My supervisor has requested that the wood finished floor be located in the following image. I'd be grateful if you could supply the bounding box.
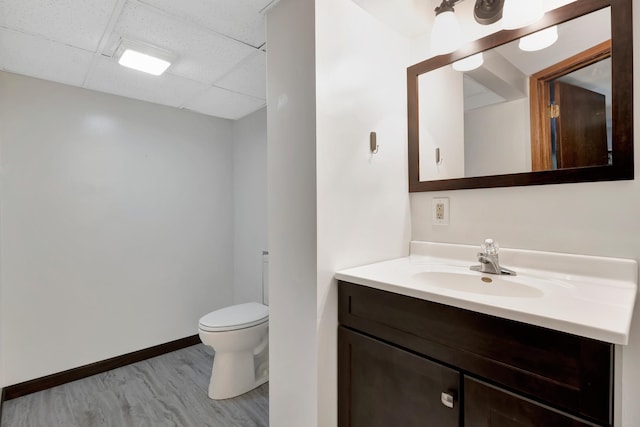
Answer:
[1,344,268,427]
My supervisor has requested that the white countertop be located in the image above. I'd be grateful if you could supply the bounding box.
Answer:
[335,241,638,345]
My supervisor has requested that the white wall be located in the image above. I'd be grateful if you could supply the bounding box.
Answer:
[0,71,235,386]
[464,97,531,177]
[418,68,465,180]
[266,0,412,425]
[410,3,640,424]
[232,108,268,305]
[266,0,318,426]
[315,1,412,426]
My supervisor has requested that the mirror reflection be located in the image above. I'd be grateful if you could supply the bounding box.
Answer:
[418,7,611,181]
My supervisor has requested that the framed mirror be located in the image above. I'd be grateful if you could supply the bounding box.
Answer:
[408,0,633,192]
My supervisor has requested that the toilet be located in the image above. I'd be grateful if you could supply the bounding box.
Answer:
[198,251,270,400]
[198,302,269,399]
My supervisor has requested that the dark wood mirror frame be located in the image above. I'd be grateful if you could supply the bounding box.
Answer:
[408,0,633,192]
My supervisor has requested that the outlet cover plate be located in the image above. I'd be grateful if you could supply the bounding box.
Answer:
[432,197,450,225]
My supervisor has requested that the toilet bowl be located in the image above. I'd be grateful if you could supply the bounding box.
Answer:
[198,302,269,400]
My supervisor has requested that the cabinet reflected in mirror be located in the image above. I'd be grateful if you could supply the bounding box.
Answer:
[408,0,633,192]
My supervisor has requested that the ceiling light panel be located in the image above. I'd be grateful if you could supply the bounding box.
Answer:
[112,2,257,84]
[0,0,119,52]
[137,0,272,47]
[118,49,171,75]
[115,40,174,76]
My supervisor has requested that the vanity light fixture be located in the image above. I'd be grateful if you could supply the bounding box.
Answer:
[430,0,545,56]
[430,0,466,56]
[518,26,559,51]
[502,0,544,29]
[473,0,505,25]
[115,40,174,76]
[452,52,484,71]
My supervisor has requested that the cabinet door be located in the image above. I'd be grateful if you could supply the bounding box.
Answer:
[465,377,605,427]
[338,326,460,427]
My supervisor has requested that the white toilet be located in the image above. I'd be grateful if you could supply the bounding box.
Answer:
[198,251,270,400]
[198,302,269,399]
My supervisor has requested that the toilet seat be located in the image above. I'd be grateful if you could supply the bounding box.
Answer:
[199,302,269,332]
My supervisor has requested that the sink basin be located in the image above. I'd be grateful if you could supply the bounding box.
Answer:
[413,270,550,298]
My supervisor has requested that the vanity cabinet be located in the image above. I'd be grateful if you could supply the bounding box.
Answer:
[339,327,460,427]
[338,281,614,427]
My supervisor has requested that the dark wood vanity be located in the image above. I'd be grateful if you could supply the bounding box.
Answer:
[338,281,614,426]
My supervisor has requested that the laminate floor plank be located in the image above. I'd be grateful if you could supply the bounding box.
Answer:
[1,344,268,427]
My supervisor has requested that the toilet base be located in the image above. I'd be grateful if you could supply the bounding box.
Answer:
[208,347,269,400]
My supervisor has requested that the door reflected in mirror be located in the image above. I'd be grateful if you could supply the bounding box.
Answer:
[418,7,611,181]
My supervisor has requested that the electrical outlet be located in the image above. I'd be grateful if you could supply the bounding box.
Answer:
[436,203,445,220]
[432,197,450,225]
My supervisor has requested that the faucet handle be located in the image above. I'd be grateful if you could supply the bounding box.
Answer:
[481,238,499,255]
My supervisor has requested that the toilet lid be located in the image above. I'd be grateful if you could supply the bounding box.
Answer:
[199,302,269,332]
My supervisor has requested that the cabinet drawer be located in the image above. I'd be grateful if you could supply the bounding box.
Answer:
[338,281,613,425]
[465,377,604,426]
[338,327,460,427]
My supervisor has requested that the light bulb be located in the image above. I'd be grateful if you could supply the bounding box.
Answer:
[430,10,465,56]
[502,0,544,30]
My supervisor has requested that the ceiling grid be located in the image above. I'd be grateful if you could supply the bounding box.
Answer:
[0,0,269,120]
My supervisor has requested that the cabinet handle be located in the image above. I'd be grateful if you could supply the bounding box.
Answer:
[441,392,455,409]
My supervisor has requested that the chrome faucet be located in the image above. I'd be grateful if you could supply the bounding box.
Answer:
[470,238,516,276]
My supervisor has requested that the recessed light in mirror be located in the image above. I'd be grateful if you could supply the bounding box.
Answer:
[519,26,559,51]
[452,53,484,71]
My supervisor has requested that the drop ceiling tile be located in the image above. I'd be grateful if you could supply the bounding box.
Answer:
[182,86,265,120]
[0,28,95,86]
[110,2,256,85]
[215,50,265,99]
[137,0,271,47]
[85,56,205,108]
[0,0,119,52]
